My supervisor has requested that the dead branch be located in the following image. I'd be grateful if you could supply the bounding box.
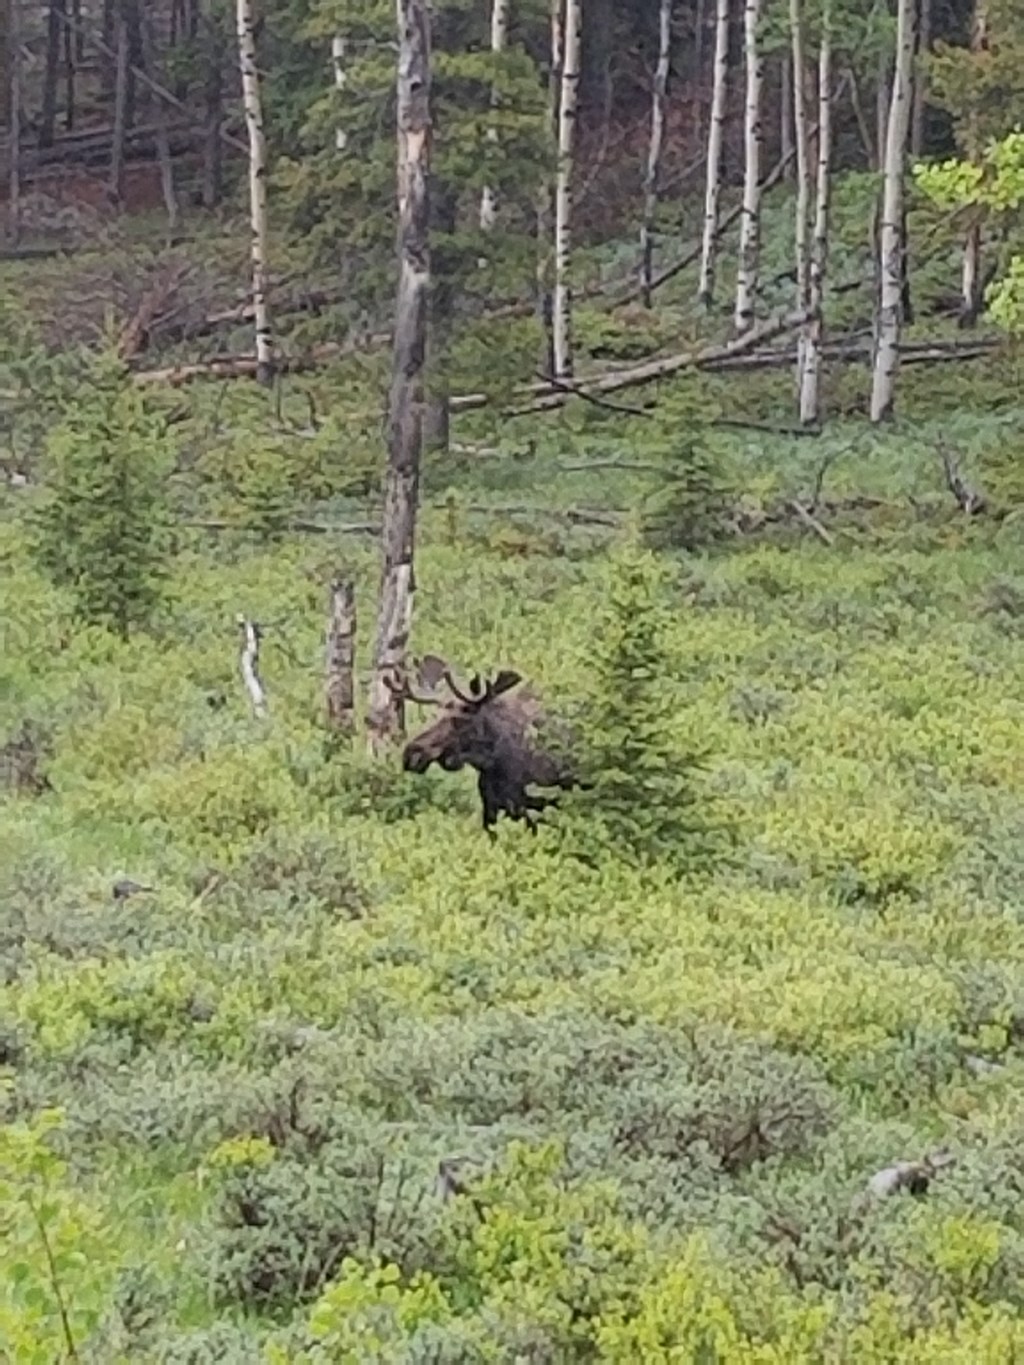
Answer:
[186,518,378,535]
[237,617,268,718]
[787,499,834,545]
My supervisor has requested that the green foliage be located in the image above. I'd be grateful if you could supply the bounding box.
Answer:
[30,348,175,640]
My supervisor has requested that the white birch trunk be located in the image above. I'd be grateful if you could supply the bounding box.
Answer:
[697,0,730,308]
[366,0,431,750]
[959,0,988,325]
[237,617,268,718]
[479,0,509,229]
[734,0,764,335]
[790,0,810,336]
[332,34,347,152]
[869,0,916,423]
[552,0,581,379]
[237,0,273,384]
[799,9,831,425]
[639,0,672,307]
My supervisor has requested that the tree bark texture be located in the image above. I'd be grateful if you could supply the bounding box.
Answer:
[799,8,832,425]
[960,0,988,326]
[41,0,64,147]
[552,0,581,378]
[698,0,730,308]
[325,578,356,733]
[734,0,764,335]
[780,51,794,179]
[366,0,432,752]
[108,11,128,203]
[869,0,916,423]
[479,0,509,229]
[142,10,179,232]
[537,0,563,374]
[911,0,931,157]
[639,0,672,308]
[7,0,21,246]
[237,0,274,384]
[789,0,810,401]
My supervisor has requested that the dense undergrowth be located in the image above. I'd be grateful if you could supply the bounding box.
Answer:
[2,201,1024,1359]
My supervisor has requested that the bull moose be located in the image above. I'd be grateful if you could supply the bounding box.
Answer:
[385,654,579,836]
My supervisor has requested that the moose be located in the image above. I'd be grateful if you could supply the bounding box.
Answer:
[385,654,580,836]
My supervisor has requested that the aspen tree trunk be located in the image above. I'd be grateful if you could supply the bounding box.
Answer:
[480,0,509,229]
[366,0,431,751]
[780,52,794,180]
[639,0,672,307]
[911,0,930,157]
[109,10,128,204]
[734,0,764,335]
[552,0,581,379]
[960,0,988,326]
[7,0,20,246]
[869,0,916,423]
[236,0,274,385]
[332,34,347,151]
[790,0,810,339]
[537,0,562,374]
[799,8,831,425]
[697,0,730,308]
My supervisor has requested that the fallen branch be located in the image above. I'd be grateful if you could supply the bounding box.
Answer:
[787,499,834,545]
[237,617,268,718]
[186,518,378,535]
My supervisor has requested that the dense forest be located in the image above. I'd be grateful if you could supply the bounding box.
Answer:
[2,0,1024,1360]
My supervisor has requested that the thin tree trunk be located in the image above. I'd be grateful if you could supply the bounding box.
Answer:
[869,0,916,423]
[639,0,672,307]
[142,12,179,233]
[911,0,930,157]
[799,7,831,425]
[201,0,223,206]
[367,0,432,751]
[552,0,581,378]
[480,0,509,229]
[63,0,75,130]
[332,33,347,151]
[875,48,889,172]
[7,0,21,246]
[959,0,988,326]
[734,0,764,335]
[780,52,793,180]
[697,0,730,308]
[108,11,128,205]
[237,0,273,384]
[40,0,63,147]
[790,0,810,398]
[537,0,562,374]
[692,0,707,147]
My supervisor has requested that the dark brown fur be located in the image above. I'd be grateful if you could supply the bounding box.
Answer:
[387,655,577,836]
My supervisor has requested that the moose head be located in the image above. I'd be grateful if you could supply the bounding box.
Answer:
[385,654,576,835]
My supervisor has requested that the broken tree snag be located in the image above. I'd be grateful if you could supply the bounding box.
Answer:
[236,0,274,385]
[237,615,268,717]
[325,578,356,734]
[940,443,987,515]
[365,0,431,755]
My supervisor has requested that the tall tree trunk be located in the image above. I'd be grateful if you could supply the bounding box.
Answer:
[552,0,581,379]
[123,1,142,131]
[425,186,456,454]
[799,6,831,426]
[790,0,810,397]
[734,0,764,335]
[869,0,916,423]
[780,51,794,181]
[959,0,988,327]
[108,11,128,205]
[692,0,707,147]
[480,0,509,229]
[875,49,889,172]
[332,34,347,151]
[142,11,179,233]
[639,0,672,308]
[40,0,64,148]
[367,0,432,751]
[537,0,562,375]
[63,0,75,130]
[911,0,930,157]
[697,0,730,308]
[237,0,273,384]
[201,0,223,207]
[7,0,21,246]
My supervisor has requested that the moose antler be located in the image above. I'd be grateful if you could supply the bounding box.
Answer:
[382,664,443,706]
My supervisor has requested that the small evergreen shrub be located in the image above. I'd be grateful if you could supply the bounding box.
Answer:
[31,348,174,640]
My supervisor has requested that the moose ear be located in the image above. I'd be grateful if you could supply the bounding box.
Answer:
[489,669,523,697]
[416,654,449,691]
[468,673,485,698]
